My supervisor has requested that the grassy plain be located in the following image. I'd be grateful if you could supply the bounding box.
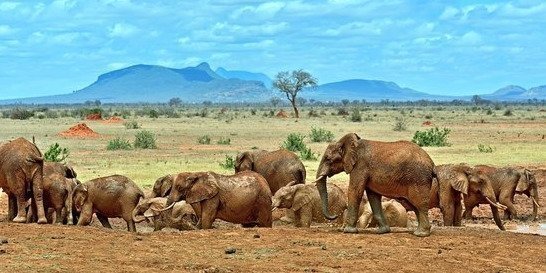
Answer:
[1,105,545,190]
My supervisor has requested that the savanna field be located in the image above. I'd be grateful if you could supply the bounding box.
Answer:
[1,104,545,272]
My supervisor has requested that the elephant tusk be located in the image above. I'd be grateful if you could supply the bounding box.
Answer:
[271,207,278,212]
[486,197,507,210]
[313,176,325,185]
[155,202,176,212]
[532,197,540,208]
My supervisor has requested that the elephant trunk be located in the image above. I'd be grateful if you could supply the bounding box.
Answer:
[531,187,539,221]
[132,208,147,223]
[485,197,507,210]
[315,176,338,220]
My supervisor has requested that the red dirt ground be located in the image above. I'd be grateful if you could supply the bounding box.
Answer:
[58,123,100,138]
[85,113,102,120]
[276,110,289,118]
[102,116,124,124]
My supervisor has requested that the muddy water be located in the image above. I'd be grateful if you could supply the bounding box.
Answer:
[510,223,546,236]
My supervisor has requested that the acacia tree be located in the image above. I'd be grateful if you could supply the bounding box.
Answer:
[273,69,317,118]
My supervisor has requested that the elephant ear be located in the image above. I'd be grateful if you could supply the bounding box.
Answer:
[341,133,361,173]
[65,165,77,179]
[235,152,253,171]
[186,174,219,204]
[160,175,173,197]
[145,200,167,218]
[451,175,469,195]
[292,185,314,212]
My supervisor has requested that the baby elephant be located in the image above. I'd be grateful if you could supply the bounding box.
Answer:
[271,182,347,227]
[357,199,409,229]
[165,171,272,229]
[73,175,144,232]
[132,197,198,231]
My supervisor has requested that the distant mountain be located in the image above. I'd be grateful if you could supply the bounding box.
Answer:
[304,79,454,102]
[482,85,546,101]
[2,63,273,104]
[215,67,272,88]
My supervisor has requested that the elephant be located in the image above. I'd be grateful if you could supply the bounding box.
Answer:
[235,149,306,194]
[357,199,409,229]
[514,167,540,221]
[149,174,174,198]
[271,181,347,227]
[0,137,47,224]
[164,171,272,229]
[132,197,198,231]
[463,165,540,221]
[430,164,507,230]
[315,133,435,237]
[73,175,144,232]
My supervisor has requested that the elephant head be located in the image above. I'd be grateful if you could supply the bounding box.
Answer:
[315,133,360,220]
[271,181,309,210]
[515,168,540,220]
[132,197,167,223]
[453,165,506,210]
[165,172,219,208]
[150,175,174,198]
[72,184,89,212]
[235,152,254,172]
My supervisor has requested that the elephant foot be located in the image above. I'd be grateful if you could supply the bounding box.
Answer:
[12,215,27,223]
[413,229,431,237]
[279,216,294,223]
[377,226,391,234]
[343,226,358,234]
[37,217,48,224]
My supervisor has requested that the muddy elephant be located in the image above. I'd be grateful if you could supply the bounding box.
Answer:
[0,138,47,224]
[73,175,144,232]
[132,197,198,231]
[315,133,435,237]
[430,164,507,229]
[271,182,347,227]
[149,174,174,198]
[165,171,272,229]
[515,168,540,221]
[235,149,306,194]
[464,165,539,221]
[357,200,409,229]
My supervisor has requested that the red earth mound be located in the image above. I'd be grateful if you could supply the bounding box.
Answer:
[59,123,100,138]
[85,113,102,120]
[103,116,124,124]
[276,110,289,118]
[422,120,433,126]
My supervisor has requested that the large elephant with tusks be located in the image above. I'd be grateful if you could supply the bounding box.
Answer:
[315,133,435,237]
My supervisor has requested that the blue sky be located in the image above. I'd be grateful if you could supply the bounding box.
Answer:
[1,0,545,99]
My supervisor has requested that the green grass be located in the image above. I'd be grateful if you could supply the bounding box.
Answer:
[1,106,544,190]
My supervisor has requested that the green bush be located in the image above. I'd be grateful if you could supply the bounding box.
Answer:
[216,137,231,145]
[10,108,35,120]
[148,109,159,118]
[350,108,362,122]
[282,133,306,152]
[485,109,493,115]
[309,127,334,142]
[412,127,451,147]
[219,155,236,169]
[393,116,407,131]
[107,137,132,150]
[44,143,69,162]
[478,144,494,153]
[124,120,141,129]
[503,109,513,116]
[299,147,317,161]
[134,130,157,149]
[197,135,211,144]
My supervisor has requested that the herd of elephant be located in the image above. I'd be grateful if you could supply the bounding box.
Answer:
[0,134,541,237]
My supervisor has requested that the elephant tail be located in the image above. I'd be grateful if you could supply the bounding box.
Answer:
[27,155,44,163]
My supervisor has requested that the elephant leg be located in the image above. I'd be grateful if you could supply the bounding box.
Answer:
[298,207,312,228]
[55,208,63,224]
[126,220,136,232]
[358,212,372,229]
[499,193,517,220]
[490,205,505,230]
[407,186,431,237]
[453,197,463,226]
[97,214,112,229]
[280,209,295,223]
[8,193,17,221]
[257,204,272,228]
[366,190,390,234]
[343,176,366,234]
[199,200,219,229]
[13,191,29,223]
[77,204,93,226]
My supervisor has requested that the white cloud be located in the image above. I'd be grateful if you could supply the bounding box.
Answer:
[323,21,386,37]
[231,1,286,19]
[0,1,20,11]
[0,25,15,36]
[51,32,86,45]
[107,62,129,70]
[242,39,275,49]
[499,2,546,17]
[109,23,138,38]
[177,36,190,45]
[439,6,459,20]
[459,31,482,45]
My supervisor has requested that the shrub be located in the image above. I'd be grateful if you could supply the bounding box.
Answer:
[308,109,319,117]
[424,114,433,119]
[134,130,157,149]
[309,127,334,142]
[299,147,317,161]
[197,135,211,145]
[282,133,306,152]
[217,137,231,145]
[412,127,451,147]
[219,155,235,169]
[337,108,349,116]
[485,109,493,115]
[124,120,141,129]
[45,110,59,119]
[350,108,362,122]
[148,109,159,118]
[477,144,494,153]
[250,109,257,115]
[393,116,407,131]
[198,108,208,118]
[10,108,34,120]
[503,109,513,116]
[44,143,69,162]
[107,137,132,150]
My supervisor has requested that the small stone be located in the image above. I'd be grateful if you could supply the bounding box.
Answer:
[225,247,236,254]
[438,249,442,254]
[253,234,261,239]
[0,238,7,244]
[0,249,5,254]
[135,237,143,241]
[321,245,327,250]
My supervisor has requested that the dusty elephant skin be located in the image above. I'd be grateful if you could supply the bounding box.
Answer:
[272,182,347,227]
[148,174,174,198]
[166,171,273,229]
[464,165,540,221]
[73,175,144,232]
[235,149,306,194]
[357,199,408,229]
[132,197,198,231]
[430,164,507,230]
[0,137,47,224]
[315,133,435,237]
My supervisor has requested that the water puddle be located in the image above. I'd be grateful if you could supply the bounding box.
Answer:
[508,223,546,236]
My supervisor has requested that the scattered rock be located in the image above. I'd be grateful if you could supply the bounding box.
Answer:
[321,245,327,250]
[0,249,6,254]
[51,236,65,240]
[438,249,442,254]
[0,237,7,244]
[253,234,261,239]
[135,237,143,241]
[225,247,236,254]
